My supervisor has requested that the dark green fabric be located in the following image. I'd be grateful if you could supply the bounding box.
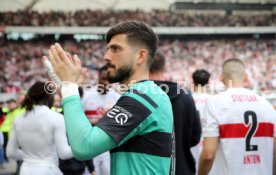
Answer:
[63,80,173,175]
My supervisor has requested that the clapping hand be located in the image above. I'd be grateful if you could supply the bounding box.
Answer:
[43,43,87,85]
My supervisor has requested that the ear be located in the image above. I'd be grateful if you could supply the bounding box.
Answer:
[164,65,168,73]
[244,73,248,83]
[244,73,250,88]
[137,49,148,65]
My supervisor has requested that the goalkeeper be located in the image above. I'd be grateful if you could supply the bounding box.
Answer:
[43,21,174,175]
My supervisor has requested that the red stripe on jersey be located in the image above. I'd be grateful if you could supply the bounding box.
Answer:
[85,110,98,115]
[219,123,274,138]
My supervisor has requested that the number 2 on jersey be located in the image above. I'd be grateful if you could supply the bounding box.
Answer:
[244,111,258,151]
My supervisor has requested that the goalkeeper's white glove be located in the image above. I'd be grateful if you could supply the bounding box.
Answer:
[43,59,61,87]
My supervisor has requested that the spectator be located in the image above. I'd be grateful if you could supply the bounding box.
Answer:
[0,99,25,162]
[0,130,4,167]
[0,10,275,27]
[1,39,276,94]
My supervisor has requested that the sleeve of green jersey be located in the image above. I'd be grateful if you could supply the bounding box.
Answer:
[62,95,117,160]
[96,91,157,146]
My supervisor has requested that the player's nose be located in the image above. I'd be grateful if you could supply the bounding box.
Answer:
[103,50,112,62]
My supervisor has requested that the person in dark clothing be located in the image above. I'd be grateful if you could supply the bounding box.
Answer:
[150,52,202,175]
[59,158,94,175]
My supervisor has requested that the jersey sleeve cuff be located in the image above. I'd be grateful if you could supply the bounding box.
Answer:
[203,131,220,137]
[61,81,79,100]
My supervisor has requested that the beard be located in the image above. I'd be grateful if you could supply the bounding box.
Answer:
[106,64,134,84]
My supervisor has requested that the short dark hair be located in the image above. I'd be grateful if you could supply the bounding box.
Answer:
[22,81,54,112]
[106,20,158,67]
[149,51,166,74]
[192,69,211,86]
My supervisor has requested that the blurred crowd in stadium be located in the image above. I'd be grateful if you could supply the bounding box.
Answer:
[0,39,275,94]
[0,1,276,173]
[0,10,276,26]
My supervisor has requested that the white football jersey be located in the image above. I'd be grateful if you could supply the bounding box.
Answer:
[203,88,276,175]
[193,92,212,120]
[191,92,212,173]
[82,88,120,124]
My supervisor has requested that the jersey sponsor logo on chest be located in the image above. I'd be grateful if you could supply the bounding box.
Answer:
[107,105,133,125]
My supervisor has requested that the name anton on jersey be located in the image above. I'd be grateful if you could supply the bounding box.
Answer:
[243,154,261,164]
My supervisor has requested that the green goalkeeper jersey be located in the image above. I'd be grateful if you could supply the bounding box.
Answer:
[63,80,173,175]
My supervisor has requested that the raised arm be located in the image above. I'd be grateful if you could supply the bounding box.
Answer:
[62,94,116,160]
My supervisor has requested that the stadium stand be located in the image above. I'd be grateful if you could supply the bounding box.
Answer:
[0,1,276,174]
[0,10,275,26]
[0,39,275,94]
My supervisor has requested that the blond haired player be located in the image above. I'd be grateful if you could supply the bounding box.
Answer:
[199,58,276,175]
